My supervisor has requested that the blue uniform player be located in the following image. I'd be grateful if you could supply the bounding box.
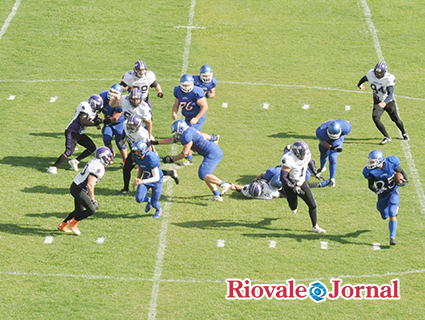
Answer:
[316,120,351,187]
[152,120,231,201]
[362,150,408,245]
[193,65,217,99]
[172,74,209,131]
[131,141,164,219]
[100,84,127,164]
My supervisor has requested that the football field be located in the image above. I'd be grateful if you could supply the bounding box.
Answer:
[1,0,425,319]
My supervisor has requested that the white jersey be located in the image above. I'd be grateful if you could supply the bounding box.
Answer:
[280,151,311,186]
[123,120,150,147]
[66,101,98,134]
[73,158,105,191]
[121,70,157,101]
[241,180,280,200]
[366,69,396,102]
[119,95,152,125]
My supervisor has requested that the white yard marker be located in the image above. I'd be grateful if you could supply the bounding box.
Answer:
[268,240,276,248]
[320,241,328,250]
[96,237,105,244]
[217,240,225,247]
[345,105,351,111]
[44,236,54,244]
[302,104,310,110]
[50,96,58,103]
[373,242,381,250]
[263,102,270,109]
[222,102,228,108]
[7,95,15,100]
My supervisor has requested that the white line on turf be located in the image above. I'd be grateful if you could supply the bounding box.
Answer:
[372,242,381,250]
[360,0,425,216]
[263,103,269,109]
[7,95,15,100]
[268,240,276,248]
[0,0,21,42]
[44,236,54,244]
[217,240,225,247]
[222,102,228,108]
[96,237,105,244]
[50,96,58,103]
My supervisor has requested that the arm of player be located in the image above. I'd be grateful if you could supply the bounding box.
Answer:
[145,118,153,139]
[357,75,368,90]
[87,174,97,202]
[190,97,209,125]
[207,87,216,99]
[172,98,179,120]
[173,142,193,162]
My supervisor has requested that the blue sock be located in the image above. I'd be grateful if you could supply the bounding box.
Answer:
[389,219,398,238]
[219,181,226,187]
[187,155,193,161]
[213,190,220,196]
[210,134,215,141]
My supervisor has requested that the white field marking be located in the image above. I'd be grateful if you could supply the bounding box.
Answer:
[162,176,171,183]
[302,104,310,110]
[0,0,21,41]
[373,242,381,250]
[148,2,197,319]
[96,237,105,244]
[174,25,205,29]
[7,95,15,100]
[360,0,425,216]
[44,236,54,244]
[345,105,351,111]
[217,240,225,247]
[50,96,58,103]
[320,241,328,250]
[222,102,228,108]
[268,240,276,248]
[263,102,270,109]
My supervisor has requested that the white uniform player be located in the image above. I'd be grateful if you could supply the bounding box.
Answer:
[119,95,152,122]
[121,70,157,102]
[123,119,150,147]
[280,148,311,187]
[365,69,396,103]
[66,101,99,134]
[241,180,280,200]
[73,158,105,190]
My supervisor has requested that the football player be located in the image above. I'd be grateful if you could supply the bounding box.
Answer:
[99,84,127,165]
[120,60,163,109]
[47,95,104,174]
[132,141,164,219]
[363,150,408,245]
[280,141,326,233]
[315,120,352,187]
[193,65,217,99]
[150,120,232,201]
[357,62,409,145]
[57,147,113,235]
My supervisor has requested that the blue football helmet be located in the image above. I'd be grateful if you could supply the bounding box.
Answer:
[127,114,142,133]
[248,181,263,197]
[95,146,114,166]
[132,140,149,159]
[200,65,213,83]
[134,60,147,78]
[129,88,143,107]
[270,174,282,190]
[292,141,309,160]
[107,83,123,100]
[171,120,189,141]
[88,95,103,112]
[180,74,194,93]
[367,150,385,169]
[327,121,342,140]
[374,62,387,79]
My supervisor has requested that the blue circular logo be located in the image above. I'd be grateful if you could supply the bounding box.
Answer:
[309,281,327,302]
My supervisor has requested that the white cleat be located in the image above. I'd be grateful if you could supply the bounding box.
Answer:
[312,225,326,233]
[220,183,232,196]
[46,166,58,174]
[210,195,223,202]
[68,159,80,172]
[329,178,336,187]
[291,209,298,214]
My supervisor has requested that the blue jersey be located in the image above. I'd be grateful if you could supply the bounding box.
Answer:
[173,85,205,118]
[363,156,400,195]
[264,167,281,181]
[180,127,220,157]
[100,90,125,124]
[316,120,351,146]
[193,75,217,94]
[133,150,164,181]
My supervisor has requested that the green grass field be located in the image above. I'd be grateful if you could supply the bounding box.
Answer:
[1,0,425,319]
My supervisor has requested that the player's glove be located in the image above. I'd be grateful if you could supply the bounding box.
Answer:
[103,115,112,125]
[157,92,163,98]
[92,199,100,210]
[93,117,103,126]
[206,91,211,98]
[398,178,408,187]
[163,156,174,163]
[293,186,305,195]
[330,146,343,152]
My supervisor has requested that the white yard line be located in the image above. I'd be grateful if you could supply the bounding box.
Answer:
[359,0,425,215]
[0,0,21,41]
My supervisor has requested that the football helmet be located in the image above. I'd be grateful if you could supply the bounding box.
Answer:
[127,114,142,133]
[199,65,213,83]
[292,141,309,160]
[327,121,342,140]
[88,95,103,112]
[129,88,143,107]
[367,150,385,169]
[107,83,123,100]
[248,181,263,197]
[96,146,114,166]
[270,174,282,190]
[374,62,387,79]
[134,60,147,78]
[132,140,148,159]
[171,120,189,141]
[180,74,194,93]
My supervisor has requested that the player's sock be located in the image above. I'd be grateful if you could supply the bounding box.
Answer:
[213,190,220,196]
[389,220,397,239]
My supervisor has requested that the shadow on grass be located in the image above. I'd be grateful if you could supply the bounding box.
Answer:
[29,132,104,140]
[0,223,56,236]
[173,218,281,231]
[0,156,60,173]
[26,211,153,220]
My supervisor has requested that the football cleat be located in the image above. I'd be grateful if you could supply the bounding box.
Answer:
[67,218,81,236]
[220,183,232,196]
[153,209,163,219]
[402,133,410,141]
[291,209,298,214]
[57,221,72,233]
[390,238,396,246]
[178,158,193,166]
[380,137,392,145]
[312,225,326,233]
[329,178,336,188]
[317,167,326,174]
[47,166,58,174]
[68,159,80,172]
[171,169,180,184]
[212,134,220,145]
[118,189,129,195]
[210,195,223,202]
[145,202,152,213]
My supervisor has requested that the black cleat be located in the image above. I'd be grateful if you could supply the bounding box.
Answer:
[390,238,396,246]
[380,137,392,145]
[171,169,180,184]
